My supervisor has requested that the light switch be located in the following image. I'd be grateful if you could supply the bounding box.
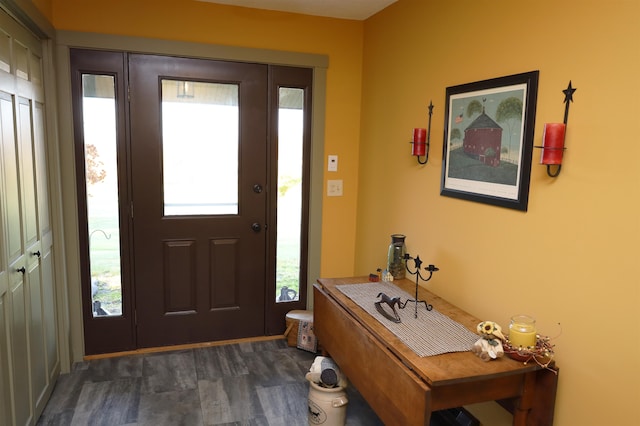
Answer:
[327,179,343,196]
[328,155,338,172]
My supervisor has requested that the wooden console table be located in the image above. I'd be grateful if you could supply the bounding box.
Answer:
[314,277,558,426]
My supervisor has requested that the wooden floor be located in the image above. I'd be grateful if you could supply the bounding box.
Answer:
[36,338,383,425]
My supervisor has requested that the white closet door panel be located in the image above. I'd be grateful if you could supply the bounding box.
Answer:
[10,269,32,426]
[18,98,38,248]
[33,102,50,235]
[40,236,57,377]
[0,94,22,264]
[27,258,47,413]
[0,273,13,425]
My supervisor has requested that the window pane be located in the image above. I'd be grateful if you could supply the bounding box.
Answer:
[276,87,304,303]
[162,80,239,216]
[82,74,123,317]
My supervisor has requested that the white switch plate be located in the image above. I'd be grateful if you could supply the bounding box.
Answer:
[328,155,338,172]
[327,179,343,196]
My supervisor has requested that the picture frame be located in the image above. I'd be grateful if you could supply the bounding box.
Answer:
[440,71,539,211]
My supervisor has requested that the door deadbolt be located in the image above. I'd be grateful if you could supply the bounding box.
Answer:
[253,184,263,194]
[251,222,262,232]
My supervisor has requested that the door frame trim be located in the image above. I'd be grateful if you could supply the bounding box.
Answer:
[55,31,327,363]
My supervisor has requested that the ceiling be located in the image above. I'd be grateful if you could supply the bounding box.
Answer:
[197,0,398,20]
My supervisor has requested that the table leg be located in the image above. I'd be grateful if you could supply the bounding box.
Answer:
[513,371,537,425]
[510,367,559,426]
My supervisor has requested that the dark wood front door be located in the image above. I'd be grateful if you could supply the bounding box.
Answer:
[72,49,313,355]
[129,54,268,348]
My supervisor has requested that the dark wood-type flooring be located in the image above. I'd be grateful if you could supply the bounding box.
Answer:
[36,338,383,425]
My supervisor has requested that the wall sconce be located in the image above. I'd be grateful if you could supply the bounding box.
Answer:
[410,101,434,165]
[537,81,576,177]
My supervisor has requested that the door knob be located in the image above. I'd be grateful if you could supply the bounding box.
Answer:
[251,222,262,232]
[253,184,263,194]
[33,250,41,258]
[17,267,26,274]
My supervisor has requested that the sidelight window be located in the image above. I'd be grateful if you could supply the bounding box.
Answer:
[275,87,305,302]
[81,74,123,317]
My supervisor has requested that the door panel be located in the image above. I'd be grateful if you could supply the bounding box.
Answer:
[162,239,196,313]
[18,98,38,249]
[210,238,239,308]
[2,88,31,425]
[34,98,58,379]
[0,283,13,424]
[10,267,31,426]
[0,93,22,265]
[129,54,268,348]
[40,234,57,376]
[34,102,50,235]
[27,253,47,410]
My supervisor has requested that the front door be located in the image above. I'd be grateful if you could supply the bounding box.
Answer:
[129,54,268,348]
[72,49,312,354]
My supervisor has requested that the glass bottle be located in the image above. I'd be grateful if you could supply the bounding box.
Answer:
[387,234,406,280]
[508,315,537,348]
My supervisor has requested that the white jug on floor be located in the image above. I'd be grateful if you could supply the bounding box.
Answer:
[307,381,348,425]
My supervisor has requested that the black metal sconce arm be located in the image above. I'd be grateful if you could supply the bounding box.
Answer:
[546,164,562,178]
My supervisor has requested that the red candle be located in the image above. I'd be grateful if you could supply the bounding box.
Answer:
[412,128,427,156]
[541,123,566,165]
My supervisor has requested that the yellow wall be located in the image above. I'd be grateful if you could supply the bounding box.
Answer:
[32,0,52,21]
[358,0,640,424]
[38,0,640,423]
[50,0,364,277]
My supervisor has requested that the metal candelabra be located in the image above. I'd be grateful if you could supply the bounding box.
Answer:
[402,253,439,318]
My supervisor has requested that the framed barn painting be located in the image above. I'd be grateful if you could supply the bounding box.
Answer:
[440,71,539,211]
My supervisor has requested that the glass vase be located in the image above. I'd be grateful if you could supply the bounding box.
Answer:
[386,234,406,280]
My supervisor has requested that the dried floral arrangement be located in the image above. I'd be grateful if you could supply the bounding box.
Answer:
[504,333,557,373]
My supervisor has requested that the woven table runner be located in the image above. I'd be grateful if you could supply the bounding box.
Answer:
[336,282,478,357]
